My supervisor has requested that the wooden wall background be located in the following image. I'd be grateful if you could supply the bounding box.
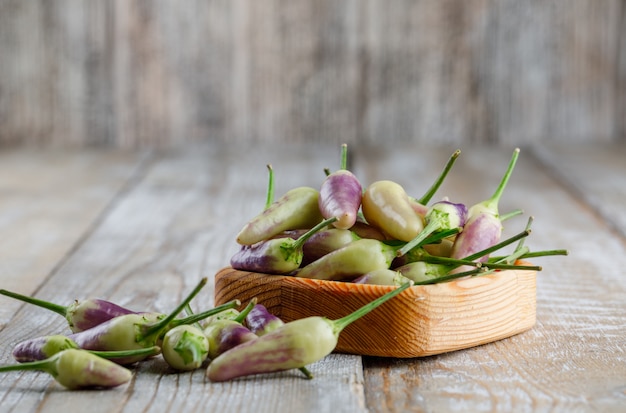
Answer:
[0,0,625,148]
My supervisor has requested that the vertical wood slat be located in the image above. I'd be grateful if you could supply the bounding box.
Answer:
[0,0,624,147]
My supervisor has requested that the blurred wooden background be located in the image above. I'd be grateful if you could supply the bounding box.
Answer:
[1,0,625,148]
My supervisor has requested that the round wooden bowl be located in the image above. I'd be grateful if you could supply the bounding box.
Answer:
[214,264,537,358]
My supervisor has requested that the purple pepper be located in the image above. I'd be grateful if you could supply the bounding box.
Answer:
[204,320,258,359]
[230,216,338,275]
[450,148,520,270]
[318,144,363,230]
[396,200,468,257]
[301,228,361,266]
[245,304,285,336]
[0,288,139,333]
[12,335,79,363]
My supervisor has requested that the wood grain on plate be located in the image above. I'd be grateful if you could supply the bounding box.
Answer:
[215,264,536,358]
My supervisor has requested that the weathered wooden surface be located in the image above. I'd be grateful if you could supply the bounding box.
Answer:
[0,1,625,148]
[0,143,625,412]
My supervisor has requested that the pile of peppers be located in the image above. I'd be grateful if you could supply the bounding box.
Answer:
[231,145,567,284]
[0,145,568,388]
[1,264,413,386]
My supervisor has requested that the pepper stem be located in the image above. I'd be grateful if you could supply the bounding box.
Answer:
[0,289,68,318]
[413,267,485,285]
[417,149,461,205]
[265,164,274,210]
[290,217,338,251]
[0,357,56,373]
[483,148,520,212]
[298,366,314,379]
[463,229,531,262]
[340,143,348,170]
[331,282,411,333]
[139,277,208,341]
[88,346,161,360]
[233,298,258,324]
[397,218,445,257]
[171,300,242,328]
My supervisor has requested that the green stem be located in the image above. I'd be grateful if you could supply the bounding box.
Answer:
[0,289,68,318]
[299,366,314,379]
[233,298,258,324]
[513,216,534,257]
[417,149,461,205]
[462,229,531,262]
[340,143,348,170]
[265,164,275,210]
[495,245,530,265]
[332,282,411,332]
[0,359,54,373]
[140,277,208,340]
[489,249,569,261]
[172,300,242,328]
[89,346,161,360]
[500,209,524,222]
[412,267,485,285]
[419,227,460,245]
[482,262,542,271]
[484,148,520,212]
[419,254,482,268]
[290,217,338,251]
[397,218,445,256]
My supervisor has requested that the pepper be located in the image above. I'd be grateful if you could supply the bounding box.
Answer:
[449,148,520,271]
[231,217,337,274]
[295,238,399,281]
[301,228,361,266]
[318,144,363,230]
[1,348,158,390]
[352,269,414,286]
[236,187,324,245]
[203,298,258,359]
[0,288,142,333]
[361,180,424,242]
[206,282,411,382]
[162,325,209,371]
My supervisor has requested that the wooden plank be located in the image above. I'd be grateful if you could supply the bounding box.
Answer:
[530,142,626,239]
[0,148,144,326]
[356,145,626,412]
[0,143,368,413]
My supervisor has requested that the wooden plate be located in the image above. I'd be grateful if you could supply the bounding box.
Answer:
[214,264,537,358]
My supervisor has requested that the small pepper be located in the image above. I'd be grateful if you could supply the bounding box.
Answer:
[296,238,400,281]
[449,148,520,271]
[361,180,424,242]
[318,144,363,230]
[301,228,361,266]
[0,289,141,333]
[162,325,209,371]
[0,348,157,390]
[236,187,324,245]
[230,217,337,274]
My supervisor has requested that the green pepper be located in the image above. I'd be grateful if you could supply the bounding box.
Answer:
[296,238,399,281]
[361,180,424,242]
[236,187,324,245]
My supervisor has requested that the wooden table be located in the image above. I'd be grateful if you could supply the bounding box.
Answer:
[0,142,624,412]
